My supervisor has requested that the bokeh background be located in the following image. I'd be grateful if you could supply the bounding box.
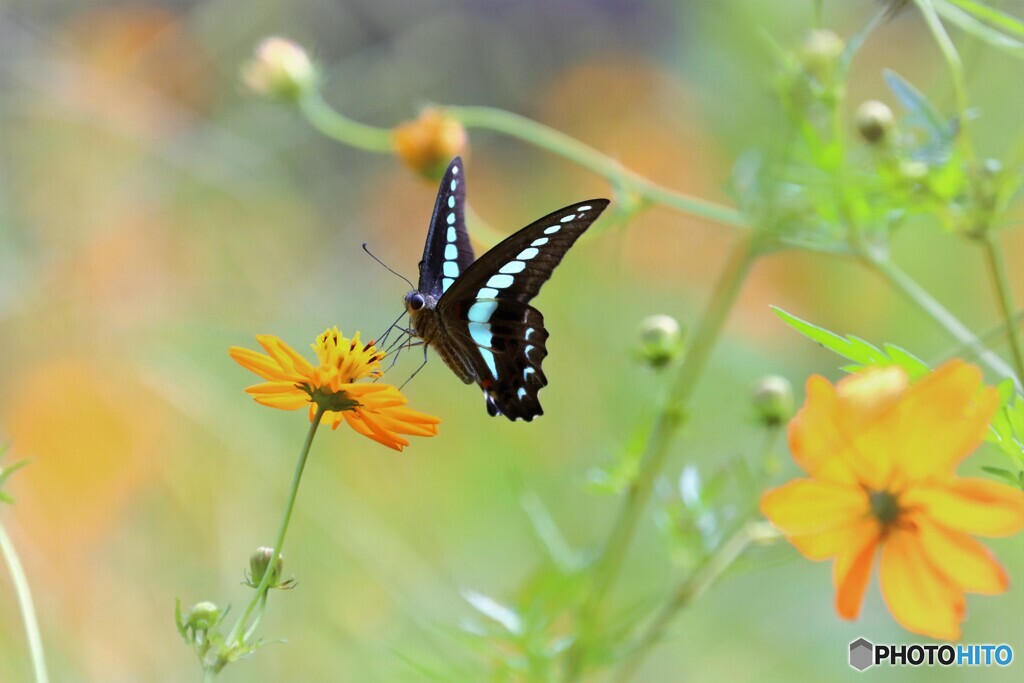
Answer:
[1,1,1022,681]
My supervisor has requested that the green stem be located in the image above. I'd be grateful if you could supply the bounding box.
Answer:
[225,406,325,646]
[611,524,755,683]
[915,0,977,162]
[568,232,760,677]
[444,106,748,229]
[298,91,394,153]
[0,518,49,683]
[203,668,215,683]
[861,248,1022,390]
[981,234,1024,383]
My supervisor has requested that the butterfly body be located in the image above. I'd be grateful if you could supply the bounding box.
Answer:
[404,157,608,421]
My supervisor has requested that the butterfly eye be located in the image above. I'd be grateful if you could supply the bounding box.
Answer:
[408,293,426,311]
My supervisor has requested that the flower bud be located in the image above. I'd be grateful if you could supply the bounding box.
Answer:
[637,314,683,368]
[855,100,894,144]
[185,601,220,631]
[393,107,468,179]
[798,30,844,78]
[241,37,316,102]
[750,375,795,427]
[249,546,283,587]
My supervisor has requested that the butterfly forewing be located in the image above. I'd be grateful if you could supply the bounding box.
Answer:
[435,198,609,420]
[418,157,474,298]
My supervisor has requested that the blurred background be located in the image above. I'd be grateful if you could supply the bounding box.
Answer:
[0,1,1021,681]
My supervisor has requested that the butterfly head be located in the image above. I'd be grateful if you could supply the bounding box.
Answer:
[404,290,435,318]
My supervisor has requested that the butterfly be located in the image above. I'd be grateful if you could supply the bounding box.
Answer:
[402,157,609,421]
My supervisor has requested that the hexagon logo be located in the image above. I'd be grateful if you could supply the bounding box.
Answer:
[849,638,874,671]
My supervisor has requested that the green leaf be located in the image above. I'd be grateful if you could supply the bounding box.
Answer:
[945,0,1024,38]
[981,466,1024,488]
[934,0,1024,56]
[881,343,932,379]
[773,307,891,367]
[462,590,522,635]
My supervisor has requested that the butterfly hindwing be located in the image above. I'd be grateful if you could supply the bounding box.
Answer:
[417,157,474,299]
[434,198,609,420]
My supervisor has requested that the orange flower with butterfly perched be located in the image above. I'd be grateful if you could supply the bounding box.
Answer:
[761,361,1024,640]
[230,327,440,451]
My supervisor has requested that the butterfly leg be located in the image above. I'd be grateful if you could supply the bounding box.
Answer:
[399,344,430,390]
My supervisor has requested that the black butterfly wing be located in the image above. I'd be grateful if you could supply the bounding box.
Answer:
[417,157,475,299]
[436,199,609,420]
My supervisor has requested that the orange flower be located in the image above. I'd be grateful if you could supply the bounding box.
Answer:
[761,361,1024,640]
[229,328,440,451]
[392,107,468,178]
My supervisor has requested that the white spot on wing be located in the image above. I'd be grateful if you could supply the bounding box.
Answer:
[447,213,456,225]
[444,244,458,260]
[516,247,539,260]
[524,367,536,379]
[448,196,455,208]
[452,166,459,175]
[443,261,459,277]
[531,237,549,247]
[560,214,577,223]
[478,287,499,299]
[524,345,535,358]
[469,321,493,348]
[450,179,457,191]
[468,301,498,323]
[487,274,515,289]
[499,260,526,274]
[525,327,535,340]
[517,387,528,400]
[543,225,560,235]
[442,277,454,291]
[479,348,498,377]
[446,227,456,242]
[577,205,591,212]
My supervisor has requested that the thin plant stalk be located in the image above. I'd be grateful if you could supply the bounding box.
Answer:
[0,519,49,683]
[567,232,761,678]
[298,91,394,152]
[981,235,1024,384]
[223,406,326,651]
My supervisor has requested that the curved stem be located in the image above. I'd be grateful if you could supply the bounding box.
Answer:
[611,524,755,683]
[861,248,1022,390]
[0,518,49,683]
[567,232,760,678]
[225,406,325,646]
[446,106,747,229]
[298,91,394,152]
[981,234,1024,383]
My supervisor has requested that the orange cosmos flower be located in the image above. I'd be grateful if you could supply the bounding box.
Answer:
[761,360,1024,640]
[229,327,440,451]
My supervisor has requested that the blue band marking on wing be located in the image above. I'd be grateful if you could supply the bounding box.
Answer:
[442,277,455,291]
[479,348,498,377]
[468,301,498,323]
[524,367,535,379]
[452,165,459,175]
[560,214,577,223]
[445,243,458,260]
[543,225,561,235]
[469,321,493,348]
[531,237,549,247]
[478,287,499,299]
[443,261,460,277]
[450,179,457,191]
[447,213,455,225]
[577,205,591,211]
[486,274,514,289]
[525,327,535,340]
[446,227,456,242]
[524,345,535,358]
[499,260,526,274]
[516,247,539,260]
[448,196,455,208]
[517,387,528,400]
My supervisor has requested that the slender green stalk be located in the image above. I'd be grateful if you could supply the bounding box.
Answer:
[298,91,394,152]
[915,0,977,162]
[611,524,755,683]
[936,307,1024,362]
[444,106,748,229]
[0,518,49,683]
[981,234,1024,383]
[861,249,1022,390]
[224,406,326,647]
[203,668,215,683]
[567,233,760,678]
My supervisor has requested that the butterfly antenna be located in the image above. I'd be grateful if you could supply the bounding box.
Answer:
[362,243,415,289]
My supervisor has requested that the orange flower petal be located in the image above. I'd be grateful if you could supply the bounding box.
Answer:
[912,514,1009,595]
[761,478,869,540]
[788,375,843,475]
[880,527,965,641]
[256,334,315,378]
[229,347,299,382]
[833,527,879,620]
[903,479,1024,537]
[252,394,310,410]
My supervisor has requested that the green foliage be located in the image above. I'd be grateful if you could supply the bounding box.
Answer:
[0,446,29,506]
